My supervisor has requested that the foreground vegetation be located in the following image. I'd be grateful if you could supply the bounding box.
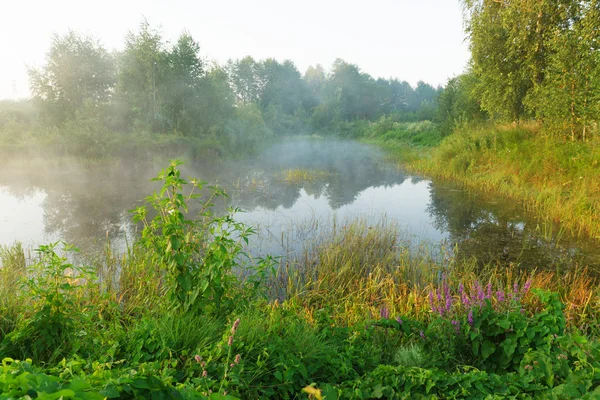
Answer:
[2,161,600,399]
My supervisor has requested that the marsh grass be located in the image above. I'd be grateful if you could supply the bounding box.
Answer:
[265,218,600,331]
[280,168,332,183]
[410,123,600,241]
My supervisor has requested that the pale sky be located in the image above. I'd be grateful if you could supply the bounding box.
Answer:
[0,0,470,100]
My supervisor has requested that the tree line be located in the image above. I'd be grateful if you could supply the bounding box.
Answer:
[24,21,441,142]
[442,0,600,141]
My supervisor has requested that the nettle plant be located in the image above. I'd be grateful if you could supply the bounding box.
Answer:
[2,243,96,362]
[131,160,272,315]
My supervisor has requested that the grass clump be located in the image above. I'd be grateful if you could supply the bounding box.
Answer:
[281,168,331,183]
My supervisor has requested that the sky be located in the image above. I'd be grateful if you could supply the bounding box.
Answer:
[0,0,470,100]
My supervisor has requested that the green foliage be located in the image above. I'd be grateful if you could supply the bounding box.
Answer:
[0,243,98,362]
[461,0,600,140]
[131,160,274,314]
[467,290,566,372]
[28,31,115,125]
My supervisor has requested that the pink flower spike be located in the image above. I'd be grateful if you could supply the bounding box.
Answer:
[523,279,532,294]
[231,318,241,335]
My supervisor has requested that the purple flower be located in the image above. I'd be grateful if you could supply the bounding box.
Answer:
[445,292,452,314]
[396,317,403,325]
[496,290,505,303]
[512,282,520,301]
[468,309,474,326]
[522,279,531,295]
[429,290,435,313]
[486,283,493,300]
[444,284,452,313]
[420,330,426,339]
[476,282,484,305]
[380,306,390,319]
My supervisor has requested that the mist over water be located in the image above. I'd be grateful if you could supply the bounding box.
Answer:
[0,138,597,271]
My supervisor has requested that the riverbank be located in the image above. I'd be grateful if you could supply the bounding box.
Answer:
[389,123,600,242]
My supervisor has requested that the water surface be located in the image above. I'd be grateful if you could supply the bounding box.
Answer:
[0,138,597,271]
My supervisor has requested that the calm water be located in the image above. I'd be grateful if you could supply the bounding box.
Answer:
[0,138,597,271]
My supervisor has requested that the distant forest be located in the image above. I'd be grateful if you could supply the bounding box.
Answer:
[0,21,440,147]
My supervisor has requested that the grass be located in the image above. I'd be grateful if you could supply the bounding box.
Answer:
[2,219,600,398]
[407,122,600,241]
[280,168,332,183]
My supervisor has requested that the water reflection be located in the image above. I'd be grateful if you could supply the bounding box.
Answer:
[0,138,597,272]
[427,182,598,271]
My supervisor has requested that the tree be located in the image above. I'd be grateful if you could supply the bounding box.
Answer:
[116,20,168,130]
[163,31,205,134]
[227,56,264,104]
[323,59,387,121]
[304,64,327,100]
[526,0,600,140]
[28,31,115,124]
[437,72,487,134]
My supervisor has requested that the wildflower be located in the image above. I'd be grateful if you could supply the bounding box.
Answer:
[201,361,206,368]
[524,365,533,371]
[513,282,519,298]
[444,284,452,313]
[234,354,241,364]
[496,290,505,303]
[420,330,426,339]
[396,317,403,325]
[486,282,492,300]
[194,355,202,363]
[522,279,531,295]
[468,309,474,326]
[380,306,390,319]
[476,281,484,305]
[231,318,241,335]
[202,370,208,377]
[230,363,235,367]
[445,295,452,314]
[228,336,233,346]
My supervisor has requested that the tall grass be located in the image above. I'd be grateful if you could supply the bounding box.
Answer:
[409,123,600,241]
[268,219,600,331]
